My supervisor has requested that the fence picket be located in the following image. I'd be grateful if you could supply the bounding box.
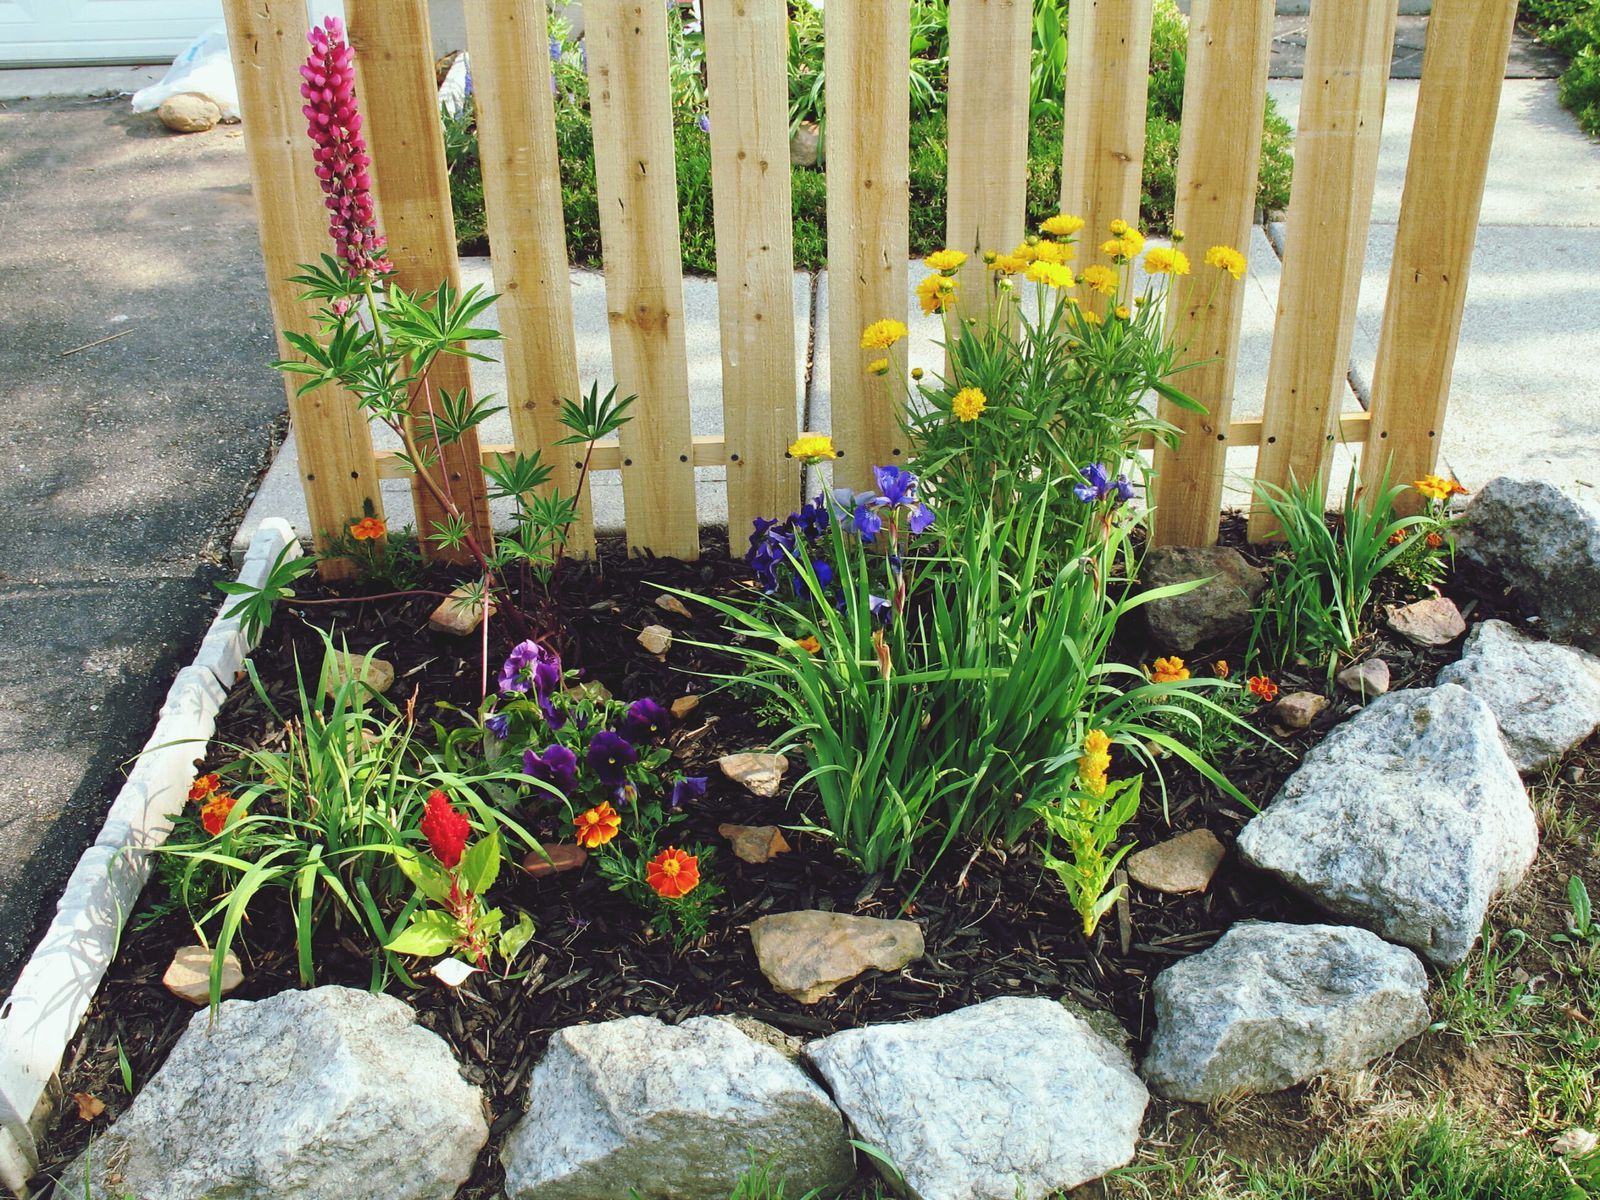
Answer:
[463,0,594,556]
[945,0,1031,327]
[1150,0,1274,548]
[585,0,701,558]
[1249,0,1397,541]
[1361,0,1517,509]
[703,0,798,540]
[222,0,381,581]
[348,0,494,562]
[825,0,911,490]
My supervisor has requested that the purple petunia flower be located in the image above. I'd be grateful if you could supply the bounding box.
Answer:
[500,639,562,697]
[619,698,670,744]
[484,710,510,739]
[670,775,708,810]
[524,743,579,796]
[586,730,637,787]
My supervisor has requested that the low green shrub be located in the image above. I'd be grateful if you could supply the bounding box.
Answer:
[1521,0,1600,136]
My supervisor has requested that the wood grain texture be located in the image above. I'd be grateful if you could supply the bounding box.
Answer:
[585,0,700,557]
[1060,0,1154,305]
[1250,0,1397,541]
[703,0,799,539]
[224,0,381,581]
[1149,0,1274,548]
[463,0,594,555]
[348,0,493,562]
[825,0,912,490]
[945,0,1031,328]
[1361,0,1516,510]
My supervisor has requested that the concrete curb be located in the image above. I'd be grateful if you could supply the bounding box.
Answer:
[0,519,300,1195]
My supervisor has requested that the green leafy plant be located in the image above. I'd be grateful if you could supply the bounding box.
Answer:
[218,543,317,644]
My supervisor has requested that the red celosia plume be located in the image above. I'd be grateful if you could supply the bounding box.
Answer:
[420,789,471,869]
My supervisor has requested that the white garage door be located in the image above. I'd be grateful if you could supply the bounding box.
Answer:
[0,0,223,67]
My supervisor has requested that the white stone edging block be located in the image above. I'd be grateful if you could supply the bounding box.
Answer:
[0,520,299,1195]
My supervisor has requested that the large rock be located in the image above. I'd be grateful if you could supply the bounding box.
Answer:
[1237,685,1537,966]
[805,996,1147,1200]
[502,1015,853,1200]
[58,987,486,1200]
[750,910,924,1003]
[1457,477,1600,653]
[158,92,221,133]
[1138,547,1267,652]
[1437,619,1600,772]
[1141,922,1430,1103]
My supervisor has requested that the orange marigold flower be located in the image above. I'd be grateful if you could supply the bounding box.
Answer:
[188,773,220,803]
[1213,660,1231,679]
[350,516,386,541]
[1425,531,1445,549]
[1388,530,1407,546]
[795,635,822,655]
[646,846,701,899]
[200,793,237,836]
[574,801,622,849]
[1150,656,1190,684]
[1248,675,1279,703]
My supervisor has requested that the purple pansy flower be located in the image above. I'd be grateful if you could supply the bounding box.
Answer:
[696,113,711,133]
[619,698,670,744]
[586,730,637,787]
[670,775,708,810]
[500,640,563,696]
[524,743,579,796]
[1073,463,1135,506]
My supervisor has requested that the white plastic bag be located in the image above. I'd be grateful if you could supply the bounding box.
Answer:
[131,26,240,121]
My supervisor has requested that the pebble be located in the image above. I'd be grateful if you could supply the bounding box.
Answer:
[521,844,589,878]
[1336,657,1391,699]
[1272,691,1329,732]
[671,695,701,720]
[656,595,693,619]
[162,945,243,1005]
[429,585,494,636]
[1553,1128,1600,1157]
[718,752,789,797]
[718,823,792,865]
[1385,596,1467,647]
[320,649,395,699]
[1127,829,1226,895]
[638,624,673,657]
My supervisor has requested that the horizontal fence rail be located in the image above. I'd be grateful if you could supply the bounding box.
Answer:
[222,0,1512,572]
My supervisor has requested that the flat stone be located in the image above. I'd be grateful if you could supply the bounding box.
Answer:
[718,822,792,865]
[718,752,788,797]
[1386,596,1467,647]
[502,1015,854,1200]
[1337,657,1391,699]
[521,843,588,878]
[59,987,486,1199]
[157,92,220,133]
[1457,477,1600,654]
[1138,546,1269,652]
[1237,685,1537,966]
[806,996,1147,1199]
[1273,690,1328,731]
[749,911,923,1004]
[671,695,701,719]
[1127,829,1226,895]
[1437,619,1600,772]
[429,584,494,636]
[1553,1128,1600,1157]
[656,594,693,618]
[638,624,673,656]
[320,648,395,699]
[1142,922,1430,1103]
[161,945,243,1005]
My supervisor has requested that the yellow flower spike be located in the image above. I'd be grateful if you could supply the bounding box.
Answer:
[866,357,890,377]
[1204,244,1247,281]
[924,248,968,275]
[1041,213,1086,238]
[950,386,987,423]
[860,319,909,350]
[1081,264,1118,295]
[788,434,837,464]
[1143,246,1191,276]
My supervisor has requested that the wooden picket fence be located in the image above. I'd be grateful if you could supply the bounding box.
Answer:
[224,0,1517,578]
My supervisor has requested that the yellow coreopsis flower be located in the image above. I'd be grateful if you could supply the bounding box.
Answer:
[1114,305,1131,320]
[1204,244,1247,280]
[860,319,909,350]
[1026,261,1075,290]
[916,272,960,315]
[1109,219,1131,236]
[988,252,1030,275]
[1041,213,1087,238]
[1081,264,1118,295]
[1009,240,1040,264]
[1143,246,1191,276]
[866,358,890,376]
[788,434,837,463]
[950,386,987,423]
[1080,309,1104,327]
[1032,239,1076,266]
[924,248,968,275]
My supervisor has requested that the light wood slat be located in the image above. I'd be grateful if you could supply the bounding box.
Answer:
[945,0,1031,328]
[223,0,382,581]
[825,0,911,490]
[1249,0,1397,541]
[1361,0,1517,511]
[703,0,798,539]
[348,0,494,563]
[1060,0,1154,308]
[585,0,700,557]
[463,0,594,555]
[1149,0,1274,548]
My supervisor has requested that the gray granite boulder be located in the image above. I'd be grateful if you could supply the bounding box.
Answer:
[57,986,486,1200]
[805,996,1146,1200]
[1138,546,1268,652]
[1437,619,1600,772]
[1237,685,1537,966]
[1142,922,1430,1102]
[1457,477,1600,653]
[502,1015,853,1200]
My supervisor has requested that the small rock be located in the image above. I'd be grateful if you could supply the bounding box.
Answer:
[429,584,494,636]
[750,911,923,1003]
[718,822,792,865]
[656,594,693,618]
[671,695,701,720]
[1142,922,1430,1102]
[1126,829,1226,895]
[1272,690,1329,732]
[502,1015,854,1200]
[806,996,1147,1199]
[1566,764,1588,785]
[1386,595,1466,647]
[1436,619,1600,772]
[1337,657,1391,699]
[790,120,821,168]
[320,649,396,699]
[161,946,243,1005]
[1552,1128,1600,1157]
[715,1015,804,1062]
[1139,547,1268,652]
[718,751,788,797]
[158,92,221,133]
[521,843,588,878]
[638,624,673,656]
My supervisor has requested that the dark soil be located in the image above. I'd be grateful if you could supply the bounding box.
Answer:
[30,522,1546,1197]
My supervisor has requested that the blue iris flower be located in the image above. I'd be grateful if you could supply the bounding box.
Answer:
[484,711,510,739]
[1073,463,1135,506]
[853,503,883,542]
